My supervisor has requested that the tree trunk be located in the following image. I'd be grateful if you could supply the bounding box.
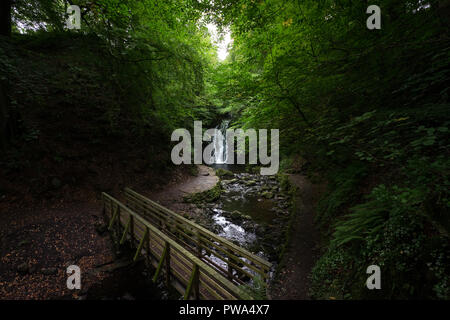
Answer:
[0,0,12,37]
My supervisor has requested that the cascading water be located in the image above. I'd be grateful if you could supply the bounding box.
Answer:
[211,120,230,164]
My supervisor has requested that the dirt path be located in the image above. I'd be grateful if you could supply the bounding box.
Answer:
[146,165,218,214]
[0,165,217,299]
[269,174,324,300]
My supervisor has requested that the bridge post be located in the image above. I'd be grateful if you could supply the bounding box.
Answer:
[165,243,171,287]
[193,267,200,300]
[184,264,199,300]
[129,215,134,245]
[145,227,151,266]
[116,206,121,240]
[227,249,233,280]
[196,231,202,258]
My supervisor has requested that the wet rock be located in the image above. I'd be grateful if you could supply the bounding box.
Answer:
[231,210,242,220]
[215,168,234,178]
[221,178,237,185]
[255,225,266,236]
[278,202,289,209]
[261,191,274,199]
[17,263,29,274]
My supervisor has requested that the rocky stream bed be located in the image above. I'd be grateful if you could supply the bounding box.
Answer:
[186,168,293,274]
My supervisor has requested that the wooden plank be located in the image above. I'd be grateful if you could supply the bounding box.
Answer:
[102,192,253,300]
[165,243,171,287]
[124,188,271,269]
[124,195,270,283]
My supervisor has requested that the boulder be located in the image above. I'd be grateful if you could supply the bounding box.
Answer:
[261,191,274,199]
[244,180,257,186]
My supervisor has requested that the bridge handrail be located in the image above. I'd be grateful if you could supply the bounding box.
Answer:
[102,192,253,300]
[124,187,272,282]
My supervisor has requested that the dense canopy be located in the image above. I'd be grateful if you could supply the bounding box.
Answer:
[1,0,449,300]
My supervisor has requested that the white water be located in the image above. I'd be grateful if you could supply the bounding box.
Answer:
[211,120,230,164]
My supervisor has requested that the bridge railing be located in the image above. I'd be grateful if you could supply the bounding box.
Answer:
[102,192,253,300]
[123,187,272,286]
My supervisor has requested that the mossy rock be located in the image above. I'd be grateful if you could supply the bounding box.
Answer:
[184,183,222,204]
[261,191,274,199]
[251,166,261,174]
[231,210,242,220]
[189,165,199,176]
[215,168,234,178]
[244,180,257,186]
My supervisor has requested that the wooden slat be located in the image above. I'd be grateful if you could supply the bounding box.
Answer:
[125,188,270,267]
[102,192,252,300]
[124,188,271,279]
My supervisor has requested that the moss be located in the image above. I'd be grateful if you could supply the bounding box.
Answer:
[184,182,222,204]
[239,275,267,299]
[215,168,234,178]
[188,165,199,176]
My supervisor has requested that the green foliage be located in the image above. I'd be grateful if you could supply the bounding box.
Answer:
[203,0,450,299]
[5,0,450,300]
[184,182,222,204]
[316,163,367,229]
[215,168,234,178]
[312,182,450,299]
[11,0,221,133]
[332,185,390,247]
[239,275,267,300]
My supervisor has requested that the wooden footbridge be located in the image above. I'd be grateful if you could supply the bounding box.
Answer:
[101,188,272,300]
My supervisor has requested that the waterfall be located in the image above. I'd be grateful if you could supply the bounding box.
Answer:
[211,120,230,164]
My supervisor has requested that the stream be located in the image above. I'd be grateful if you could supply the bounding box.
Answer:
[87,121,291,299]
[199,165,291,267]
